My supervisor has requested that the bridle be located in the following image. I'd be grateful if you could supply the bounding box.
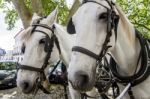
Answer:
[17,17,61,94]
[67,0,119,63]
[67,0,119,98]
[67,1,150,99]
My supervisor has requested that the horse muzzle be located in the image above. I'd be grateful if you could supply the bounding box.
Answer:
[68,70,95,92]
[17,77,40,94]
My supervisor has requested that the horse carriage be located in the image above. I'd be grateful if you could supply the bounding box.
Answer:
[16,0,150,99]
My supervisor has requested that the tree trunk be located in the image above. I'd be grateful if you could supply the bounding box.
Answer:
[31,0,44,16]
[11,0,32,29]
[66,0,80,24]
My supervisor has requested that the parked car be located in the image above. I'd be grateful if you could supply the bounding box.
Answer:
[0,61,17,89]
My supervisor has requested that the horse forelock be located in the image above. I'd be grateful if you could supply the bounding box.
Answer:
[26,16,47,39]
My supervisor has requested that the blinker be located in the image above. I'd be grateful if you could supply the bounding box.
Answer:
[67,18,76,34]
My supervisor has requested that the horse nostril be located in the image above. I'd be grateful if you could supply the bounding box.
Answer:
[19,80,34,94]
[22,81,29,90]
[79,75,89,86]
[76,71,89,87]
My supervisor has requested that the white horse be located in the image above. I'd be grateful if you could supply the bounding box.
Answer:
[16,8,99,99]
[67,0,150,99]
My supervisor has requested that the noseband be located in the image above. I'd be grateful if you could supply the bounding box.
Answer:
[72,0,119,63]
[17,17,61,93]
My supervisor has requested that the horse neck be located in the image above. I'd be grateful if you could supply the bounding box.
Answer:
[110,7,141,75]
[54,23,74,66]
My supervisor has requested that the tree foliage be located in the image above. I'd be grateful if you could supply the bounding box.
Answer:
[0,0,149,39]
[0,0,69,29]
[117,0,150,38]
[0,62,16,70]
[41,0,69,25]
[0,0,19,30]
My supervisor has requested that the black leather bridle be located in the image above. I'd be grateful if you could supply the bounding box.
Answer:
[67,0,119,98]
[67,1,150,99]
[17,17,61,94]
[67,0,119,67]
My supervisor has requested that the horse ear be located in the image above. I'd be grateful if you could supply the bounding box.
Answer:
[31,13,41,24]
[46,7,58,25]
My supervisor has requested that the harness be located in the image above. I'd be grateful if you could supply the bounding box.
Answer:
[67,0,119,98]
[110,29,150,86]
[110,29,150,99]
[67,0,150,99]
[17,17,68,99]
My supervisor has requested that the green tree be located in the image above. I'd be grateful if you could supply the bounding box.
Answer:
[0,0,149,39]
[0,0,69,29]
[117,0,150,38]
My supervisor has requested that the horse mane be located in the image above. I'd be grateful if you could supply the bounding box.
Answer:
[20,16,41,41]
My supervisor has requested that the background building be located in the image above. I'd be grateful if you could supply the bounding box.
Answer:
[0,48,6,55]
[13,29,24,63]
[0,48,6,62]
[0,29,24,62]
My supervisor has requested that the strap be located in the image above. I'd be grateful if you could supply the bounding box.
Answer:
[54,35,61,54]
[18,64,43,72]
[112,81,120,98]
[33,30,51,37]
[81,0,109,10]
[109,29,149,86]
[49,60,61,76]
[72,46,100,60]
[32,24,54,33]
[63,85,68,99]
[33,26,61,55]
[39,83,51,94]
[128,88,135,99]
[31,17,44,34]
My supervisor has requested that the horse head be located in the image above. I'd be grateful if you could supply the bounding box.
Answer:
[67,0,119,91]
[17,8,61,94]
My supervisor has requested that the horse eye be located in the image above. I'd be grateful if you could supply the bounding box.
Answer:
[39,38,46,44]
[21,44,25,54]
[99,13,107,20]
